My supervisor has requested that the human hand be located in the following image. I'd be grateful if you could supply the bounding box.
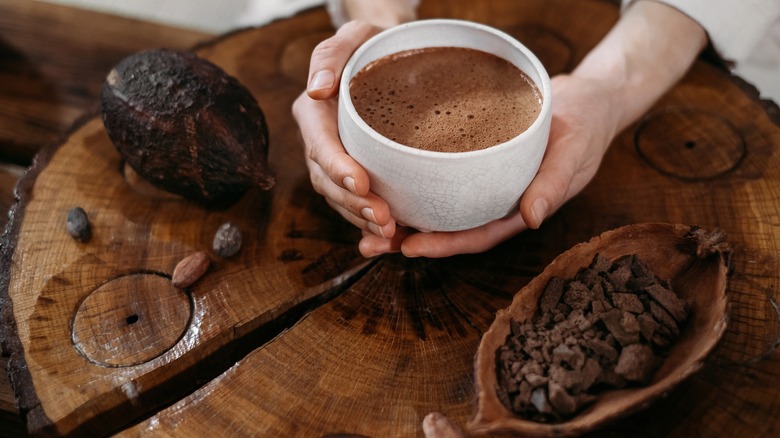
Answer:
[359,73,620,258]
[292,21,397,249]
[294,24,622,259]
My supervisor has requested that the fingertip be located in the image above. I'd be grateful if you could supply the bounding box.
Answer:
[346,168,370,196]
[342,176,358,195]
[359,234,392,258]
[527,197,548,229]
[306,69,337,99]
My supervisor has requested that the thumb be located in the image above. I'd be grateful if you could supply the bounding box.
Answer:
[306,21,381,100]
[519,132,579,229]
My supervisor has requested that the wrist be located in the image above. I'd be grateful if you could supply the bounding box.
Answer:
[571,1,706,132]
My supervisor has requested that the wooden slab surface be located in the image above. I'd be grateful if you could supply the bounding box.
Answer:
[3,0,780,437]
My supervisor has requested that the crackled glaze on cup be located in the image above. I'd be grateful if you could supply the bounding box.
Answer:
[339,19,552,232]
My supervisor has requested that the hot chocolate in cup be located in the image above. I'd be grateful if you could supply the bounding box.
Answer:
[338,19,552,232]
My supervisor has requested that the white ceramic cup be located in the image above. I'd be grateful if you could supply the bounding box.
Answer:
[338,19,552,232]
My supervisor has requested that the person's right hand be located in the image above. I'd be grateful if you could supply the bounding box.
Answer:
[292,21,398,248]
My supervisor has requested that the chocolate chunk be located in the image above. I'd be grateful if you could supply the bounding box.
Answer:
[513,380,533,412]
[645,283,688,322]
[650,301,680,337]
[563,281,592,310]
[580,357,602,391]
[599,369,627,388]
[568,309,592,332]
[575,267,601,288]
[611,293,645,314]
[620,312,641,336]
[591,299,611,315]
[552,344,585,371]
[615,344,658,383]
[589,253,613,273]
[582,337,619,362]
[548,357,601,394]
[548,364,579,392]
[652,333,672,349]
[599,309,640,346]
[548,381,577,415]
[628,254,650,276]
[606,264,632,290]
[637,313,661,342]
[526,373,549,388]
[540,277,565,313]
[627,275,655,292]
[520,361,543,379]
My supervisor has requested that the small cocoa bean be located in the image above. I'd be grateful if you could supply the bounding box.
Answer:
[213,222,242,258]
[66,207,91,242]
[172,251,211,288]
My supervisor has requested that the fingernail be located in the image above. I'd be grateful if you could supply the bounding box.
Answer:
[343,176,357,194]
[361,207,377,223]
[366,221,385,239]
[530,198,548,229]
[308,70,335,92]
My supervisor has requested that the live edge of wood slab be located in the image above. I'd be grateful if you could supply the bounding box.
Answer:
[2,1,780,437]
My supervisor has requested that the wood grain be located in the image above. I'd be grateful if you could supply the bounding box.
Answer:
[2,0,780,437]
[1,68,367,436]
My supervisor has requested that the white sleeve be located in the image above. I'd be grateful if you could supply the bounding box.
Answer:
[325,0,420,28]
[621,0,780,64]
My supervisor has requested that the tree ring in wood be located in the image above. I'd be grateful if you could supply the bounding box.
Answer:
[71,272,193,367]
[634,108,746,181]
[504,25,574,76]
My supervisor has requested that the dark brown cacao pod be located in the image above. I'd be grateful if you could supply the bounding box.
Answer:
[100,48,275,206]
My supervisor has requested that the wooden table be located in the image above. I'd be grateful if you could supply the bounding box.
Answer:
[2,0,780,437]
[0,0,209,435]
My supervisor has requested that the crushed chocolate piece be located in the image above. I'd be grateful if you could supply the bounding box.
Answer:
[611,293,645,314]
[590,253,612,273]
[575,267,601,288]
[581,337,619,362]
[563,281,592,310]
[615,344,658,383]
[637,314,661,342]
[496,253,690,422]
[606,264,632,290]
[649,301,680,338]
[540,277,565,313]
[599,309,640,347]
[644,284,687,322]
[548,381,578,415]
[526,373,549,388]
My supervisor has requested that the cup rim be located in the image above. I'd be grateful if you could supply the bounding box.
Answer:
[340,18,552,159]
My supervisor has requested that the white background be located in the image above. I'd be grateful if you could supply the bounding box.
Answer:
[37,0,325,33]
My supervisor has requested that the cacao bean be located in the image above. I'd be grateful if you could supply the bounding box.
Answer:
[66,207,91,242]
[101,48,275,207]
[213,222,242,258]
[172,251,211,288]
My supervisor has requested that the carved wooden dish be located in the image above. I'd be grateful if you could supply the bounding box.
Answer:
[469,222,731,437]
